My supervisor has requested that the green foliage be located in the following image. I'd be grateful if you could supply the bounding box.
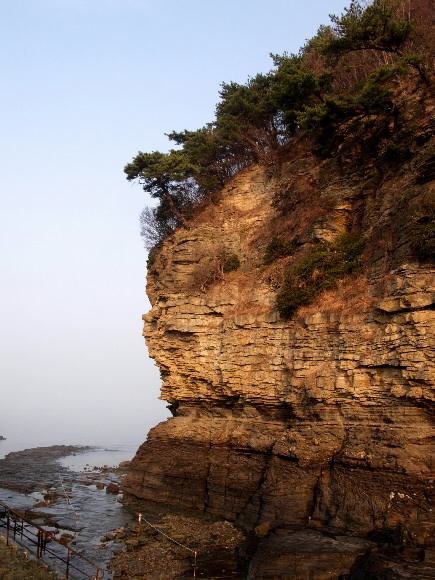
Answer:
[216,74,276,132]
[324,0,414,59]
[299,61,410,156]
[276,280,314,318]
[356,62,406,109]
[298,232,366,280]
[322,1,429,84]
[380,125,414,162]
[125,149,194,186]
[222,253,241,273]
[125,149,202,246]
[412,197,435,261]
[263,237,295,264]
[270,53,334,133]
[276,232,366,318]
[215,73,282,163]
[166,125,236,189]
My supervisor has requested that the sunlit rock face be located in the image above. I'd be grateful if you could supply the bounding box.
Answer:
[122,91,434,575]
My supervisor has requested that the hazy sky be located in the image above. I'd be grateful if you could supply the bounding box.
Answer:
[0,0,348,448]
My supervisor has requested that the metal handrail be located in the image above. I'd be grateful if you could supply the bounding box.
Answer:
[0,501,105,579]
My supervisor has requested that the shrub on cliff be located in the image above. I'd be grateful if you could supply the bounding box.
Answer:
[263,237,295,265]
[412,196,435,261]
[276,232,366,318]
[191,252,224,293]
[222,253,241,273]
[190,249,241,291]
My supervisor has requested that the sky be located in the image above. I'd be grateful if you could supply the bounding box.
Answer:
[0,0,348,449]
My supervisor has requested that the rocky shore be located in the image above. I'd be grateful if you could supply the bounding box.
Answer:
[108,512,245,579]
[0,445,129,578]
[0,445,253,579]
[4,446,433,579]
[107,511,435,580]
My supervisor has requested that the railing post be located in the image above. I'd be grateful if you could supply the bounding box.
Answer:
[6,511,10,546]
[66,546,70,579]
[1,502,104,579]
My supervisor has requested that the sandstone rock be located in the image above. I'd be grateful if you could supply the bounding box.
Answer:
[123,90,435,577]
[106,483,120,494]
[247,529,375,579]
[59,533,74,545]
[255,521,272,538]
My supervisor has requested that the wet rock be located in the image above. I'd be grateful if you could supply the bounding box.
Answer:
[125,538,141,551]
[59,532,75,545]
[248,529,375,579]
[43,492,60,503]
[0,446,92,493]
[33,501,49,508]
[106,483,120,494]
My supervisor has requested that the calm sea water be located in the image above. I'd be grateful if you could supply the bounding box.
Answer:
[0,405,166,462]
[0,437,138,466]
[59,445,137,471]
[0,421,148,464]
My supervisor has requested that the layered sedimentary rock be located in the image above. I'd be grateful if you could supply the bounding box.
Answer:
[123,87,435,577]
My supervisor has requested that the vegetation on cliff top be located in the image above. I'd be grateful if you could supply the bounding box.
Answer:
[126,0,433,249]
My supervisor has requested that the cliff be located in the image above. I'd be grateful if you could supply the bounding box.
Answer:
[122,84,435,578]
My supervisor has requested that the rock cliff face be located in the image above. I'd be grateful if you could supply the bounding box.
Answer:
[123,87,435,577]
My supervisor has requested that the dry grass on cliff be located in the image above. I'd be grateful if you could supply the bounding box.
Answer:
[206,269,274,318]
[250,174,327,255]
[224,298,272,319]
[190,243,225,293]
[296,275,373,319]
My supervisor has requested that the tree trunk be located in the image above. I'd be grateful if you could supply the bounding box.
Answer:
[164,191,190,229]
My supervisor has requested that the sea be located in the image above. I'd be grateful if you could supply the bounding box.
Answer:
[0,428,152,578]
[0,435,137,467]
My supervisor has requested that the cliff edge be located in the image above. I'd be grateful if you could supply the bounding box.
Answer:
[122,84,434,578]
